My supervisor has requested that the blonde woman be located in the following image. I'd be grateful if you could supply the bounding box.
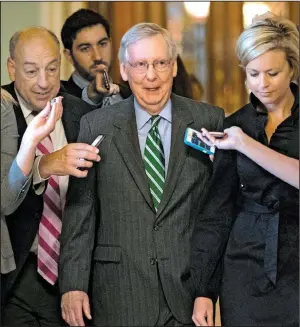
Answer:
[1,89,62,274]
[191,15,299,326]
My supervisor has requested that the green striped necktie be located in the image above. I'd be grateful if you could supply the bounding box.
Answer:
[144,115,165,212]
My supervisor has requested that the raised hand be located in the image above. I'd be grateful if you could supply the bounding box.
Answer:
[87,71,120,103]
[200,127,247,151]
[23,97,63,147]
[16,97,63,177]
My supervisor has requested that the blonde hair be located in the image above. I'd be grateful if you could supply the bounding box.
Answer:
[236,16,299,81]
[1,88,17,106]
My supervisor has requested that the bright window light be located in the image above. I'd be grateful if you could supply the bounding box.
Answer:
[184,2,210,20]
[243,2,271,28]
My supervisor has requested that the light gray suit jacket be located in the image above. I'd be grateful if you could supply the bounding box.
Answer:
[1,101,31,274]
[59,94,224,326]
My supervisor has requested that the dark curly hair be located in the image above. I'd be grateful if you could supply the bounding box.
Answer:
[61,9,110,52]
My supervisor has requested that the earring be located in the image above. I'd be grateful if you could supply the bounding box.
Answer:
[244,80,250,94]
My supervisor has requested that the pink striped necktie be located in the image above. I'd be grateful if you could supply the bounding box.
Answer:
[36,136,62,285]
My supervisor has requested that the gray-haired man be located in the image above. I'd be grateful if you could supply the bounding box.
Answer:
[59,22,224,326]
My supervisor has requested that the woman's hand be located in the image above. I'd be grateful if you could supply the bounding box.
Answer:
[200,127,249,151]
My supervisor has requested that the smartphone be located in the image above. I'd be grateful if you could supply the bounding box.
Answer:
[184,127,215,155]
[91,135,105,147]
[50,97,60,107]
[103,71,110,90]
[77,135,105,171]
[208,131,225,138]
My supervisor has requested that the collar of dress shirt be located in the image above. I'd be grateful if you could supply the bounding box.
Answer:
[249,82,299,122]
[71,71,90,90]
[134,97,172,130]
[14,88,34,120]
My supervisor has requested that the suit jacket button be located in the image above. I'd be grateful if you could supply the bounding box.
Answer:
[154,225,159,231]
[150,258,156,265]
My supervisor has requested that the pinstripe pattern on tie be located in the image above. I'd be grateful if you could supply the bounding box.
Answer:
[36,136,62,285]
[144,115,165,211]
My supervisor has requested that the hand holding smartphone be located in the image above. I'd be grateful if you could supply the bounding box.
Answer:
[202,127,246,151]
[77,135,105,170]
[200,128,226,146]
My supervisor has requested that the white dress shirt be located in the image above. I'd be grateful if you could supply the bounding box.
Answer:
[15,89,69,252]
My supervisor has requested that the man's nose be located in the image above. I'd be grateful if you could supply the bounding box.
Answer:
[37,71,50,89]
[92,47,102,61]
[145,64,157,80]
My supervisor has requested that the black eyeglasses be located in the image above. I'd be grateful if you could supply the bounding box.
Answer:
[127,59,173,74]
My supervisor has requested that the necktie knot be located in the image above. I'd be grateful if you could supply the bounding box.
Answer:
[151,115,161,128]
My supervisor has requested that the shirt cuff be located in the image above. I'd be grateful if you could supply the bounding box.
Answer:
[7,159,32,195]
[33,155,48,195]
[82,86,102,106]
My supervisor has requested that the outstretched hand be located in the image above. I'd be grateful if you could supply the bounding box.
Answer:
[39,142,101,179]
[87,71,120,103]
[200,127,248,151]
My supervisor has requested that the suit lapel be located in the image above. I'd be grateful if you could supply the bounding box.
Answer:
[61,95,81,143]
[61,112,76,143]
[113,97,154,211]
[156,95,194,219]
[113,95,194,215]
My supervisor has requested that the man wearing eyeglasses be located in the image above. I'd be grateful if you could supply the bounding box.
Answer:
[59,22,224,327]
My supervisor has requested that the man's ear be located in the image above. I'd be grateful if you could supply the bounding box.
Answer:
[7,57,16,81]
[120,63,128,82]
[63,49,74,66]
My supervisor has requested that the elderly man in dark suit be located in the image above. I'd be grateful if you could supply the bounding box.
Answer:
[59,22,224,326]
[1,26,100,326]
